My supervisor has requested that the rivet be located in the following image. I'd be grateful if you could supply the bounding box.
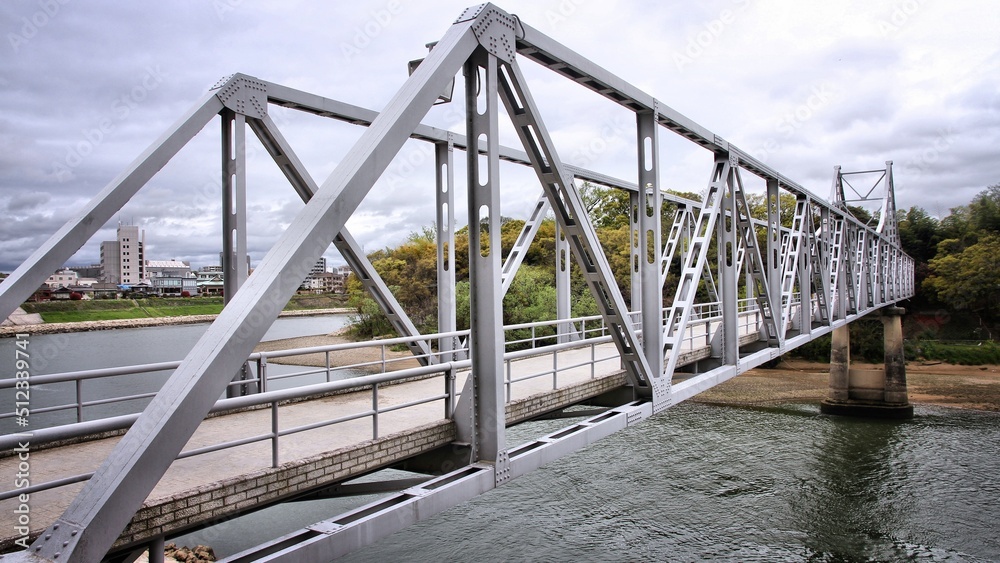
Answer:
[45,535,51,540]
[53,524,59,530]
[71,531,78,536]
[63,542,69,547]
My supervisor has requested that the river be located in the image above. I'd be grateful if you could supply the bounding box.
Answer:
[0,314,352,432]
[173,401,1000,561]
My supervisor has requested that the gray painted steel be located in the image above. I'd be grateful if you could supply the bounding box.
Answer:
[2,3,916,561]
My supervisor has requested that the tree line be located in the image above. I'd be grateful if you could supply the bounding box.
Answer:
[346,183,1000,345]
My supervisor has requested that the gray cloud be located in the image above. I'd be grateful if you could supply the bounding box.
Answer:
[1,0,999,276]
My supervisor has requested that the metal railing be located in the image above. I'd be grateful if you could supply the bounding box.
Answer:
[0,304,780,503]
[502,335,618,401]
[0,360,465,502]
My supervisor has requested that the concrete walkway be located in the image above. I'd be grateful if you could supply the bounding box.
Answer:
[0,341,625,548]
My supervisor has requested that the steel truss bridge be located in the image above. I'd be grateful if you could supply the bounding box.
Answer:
[0,4,913,561]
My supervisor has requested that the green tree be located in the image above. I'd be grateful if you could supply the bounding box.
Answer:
[924,233,1000,339]
[581,182,632,230]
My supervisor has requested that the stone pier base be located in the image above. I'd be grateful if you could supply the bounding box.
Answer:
[820,307,913,419]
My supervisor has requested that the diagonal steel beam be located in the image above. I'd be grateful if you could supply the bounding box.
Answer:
[496,57,656,397]
[731,168,780,345]
[28,18,480,562]
[247,115,434,363]
[664,154,729,378]
[0,92,224,321]
[500,194,551,297]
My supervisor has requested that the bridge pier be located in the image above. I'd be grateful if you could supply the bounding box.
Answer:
[820,307,913,418]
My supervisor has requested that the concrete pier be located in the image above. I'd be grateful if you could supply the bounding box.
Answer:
[820,307,913,419]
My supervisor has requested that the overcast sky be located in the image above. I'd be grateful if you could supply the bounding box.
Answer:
[1,0,998,274]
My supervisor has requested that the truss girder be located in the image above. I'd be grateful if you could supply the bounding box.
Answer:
[0,4,921,561]
[496,56,657,396]
[779,195,811,338]
[663,154,729,377]
[246,114,434,364]
[26,19,482,562]
[731,169,780,345]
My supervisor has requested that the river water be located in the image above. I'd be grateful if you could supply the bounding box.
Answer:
[0,314,351,432]
[4,319,1000,560]
[172,401,1000,562]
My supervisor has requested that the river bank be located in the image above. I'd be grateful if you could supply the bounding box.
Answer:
[692,358,1000,412]
[257,333,1000,412]
[0,307,353,337]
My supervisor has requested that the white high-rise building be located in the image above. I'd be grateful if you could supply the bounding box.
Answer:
[100,223,145,285]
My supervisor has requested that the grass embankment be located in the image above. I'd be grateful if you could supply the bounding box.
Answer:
[21,294,349,323]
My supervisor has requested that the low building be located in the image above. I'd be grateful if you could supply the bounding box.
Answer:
[197,275,225,296]
[45,269,79,288]
[147,260,198,296]
[92,282,121,299]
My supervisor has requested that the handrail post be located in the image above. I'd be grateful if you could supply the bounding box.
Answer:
[270,401,279,468]
[552,349,558,389]
[591,342,596,379]
[76,379,83,423]
[372,382,379,439]
[257,356,268,393]
[325,351,331,382]
[148,535,165,563]
[445,365,456,419]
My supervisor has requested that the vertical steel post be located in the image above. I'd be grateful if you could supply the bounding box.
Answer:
[222,110,253,398]
[436,136,458,360]
[464,50,506,465]
[718,163,739,364]
[221,110,249,301]
[797,202,813,335]
[637,109,664,378]
[629,190,642,312]
[555,220,573,343]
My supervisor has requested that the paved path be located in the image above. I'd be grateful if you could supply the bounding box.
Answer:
[0,341,625,543]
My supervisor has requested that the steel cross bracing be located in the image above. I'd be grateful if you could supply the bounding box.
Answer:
[0,4,914,561]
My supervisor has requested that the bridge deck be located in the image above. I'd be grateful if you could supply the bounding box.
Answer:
[1,342,634,552]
